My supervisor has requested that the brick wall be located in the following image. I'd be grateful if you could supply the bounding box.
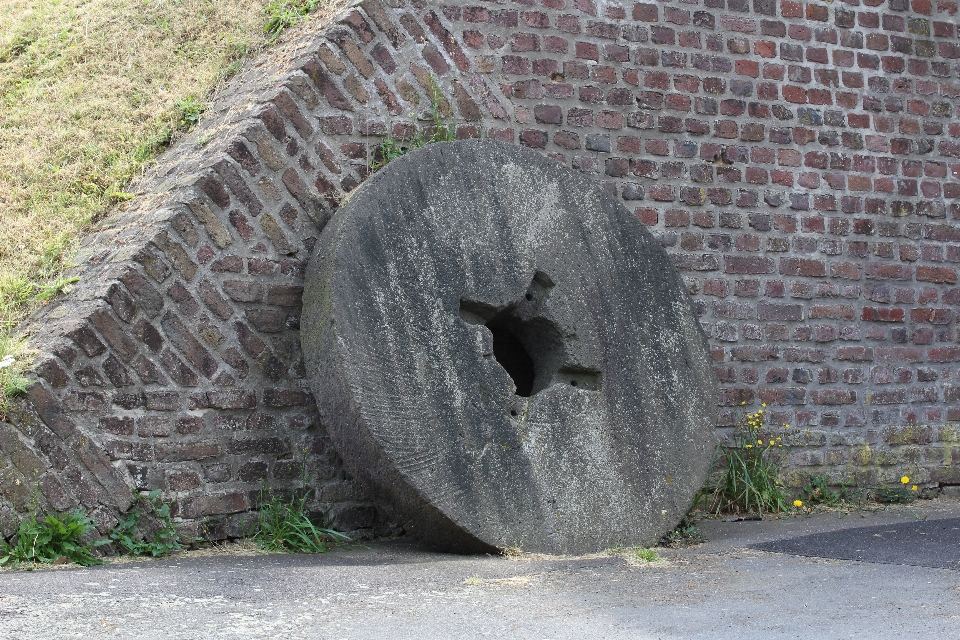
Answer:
[1,0,958,539]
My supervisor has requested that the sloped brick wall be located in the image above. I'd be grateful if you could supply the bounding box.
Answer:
[2,0,959,539]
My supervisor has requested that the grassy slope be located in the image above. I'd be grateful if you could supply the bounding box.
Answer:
[0,0,326,405]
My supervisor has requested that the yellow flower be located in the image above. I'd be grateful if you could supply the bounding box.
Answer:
[776,437,782,442]
[761,403,767,407]
[769,440,775,446]
[793,499,803,507]
[911,485,918,491]
[757,439,763,445]
[901,476,910,484]
[741,401,746,406]
[744,444,753,449]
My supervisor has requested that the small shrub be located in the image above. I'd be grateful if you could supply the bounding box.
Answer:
[109,489,182,557]
[705,404,791,515]
[1,510,106,568]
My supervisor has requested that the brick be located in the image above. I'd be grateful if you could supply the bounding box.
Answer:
[916,266,957,283]
[724,256,776,274]
[861,307,905,322]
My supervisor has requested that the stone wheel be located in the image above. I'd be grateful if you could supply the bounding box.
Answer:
[302,139,716,554]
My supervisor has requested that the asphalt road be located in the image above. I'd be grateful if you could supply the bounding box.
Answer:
[1,500,958,639]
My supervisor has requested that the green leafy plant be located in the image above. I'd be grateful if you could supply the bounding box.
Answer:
[793,474,920,511]
[800,474,849,508]
[109,489,181,557]
[659,512,703,548]
[871,475,919,505]
[252,488,350,553]
[1,509,106,568]
[371,75,458,171]
[175,96,205,132]
[705,404,791,515]
[264,0,325,39]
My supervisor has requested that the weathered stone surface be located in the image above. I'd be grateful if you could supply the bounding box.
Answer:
[302,140,717,554]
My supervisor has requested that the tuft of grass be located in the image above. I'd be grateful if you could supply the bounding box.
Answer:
[610,545,659,563]
[703,405,791,515]
[0,509,107,568]
[252,488,350,553]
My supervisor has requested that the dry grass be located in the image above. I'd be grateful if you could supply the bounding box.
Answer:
[0,0,329,406]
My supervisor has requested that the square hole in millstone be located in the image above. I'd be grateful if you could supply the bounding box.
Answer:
[459,273,600,399]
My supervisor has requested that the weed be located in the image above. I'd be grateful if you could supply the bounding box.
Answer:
[659,513,704,548]
[1,509,106,568]
[33,276,78,303]
[252,488,350,553]
[705,404,791,515]
[0,335,33,417]
[800,474,849,508]
[610,545,659,562]
[371,75,458,172]
[264,0,326,39]
[634,547,659,562]
[251,456,350,554]
[870,475,919,505]
[792,473,921,513]
[464,576,484,586]
[175,96,205,132]
[109,490,182,557]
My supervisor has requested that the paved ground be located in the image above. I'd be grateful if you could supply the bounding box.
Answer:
[1,500,959,639]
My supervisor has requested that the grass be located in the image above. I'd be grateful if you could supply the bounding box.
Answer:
[609,545,659,563]
[0,0,331,407]
[703,405,792,516]
[370,74,457,171]
[252,489,350,553]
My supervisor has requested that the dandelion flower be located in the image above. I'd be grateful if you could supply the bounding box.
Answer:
[769,440,775,446]
[901,476,910,484]
[745,444,753,449]
[793,499,803,508]
[758,439,763,445]
[741,401,746,406]
[911,485,918,491]
[761,403,767,407]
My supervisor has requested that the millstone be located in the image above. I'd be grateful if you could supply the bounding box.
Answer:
[302,139,717,554]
